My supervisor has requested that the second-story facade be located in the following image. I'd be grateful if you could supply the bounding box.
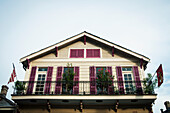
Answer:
[12,31,156,113]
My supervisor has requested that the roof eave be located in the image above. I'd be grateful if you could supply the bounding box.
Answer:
[20,31,150,63]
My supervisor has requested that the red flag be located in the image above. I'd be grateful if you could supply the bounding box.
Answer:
[8,64,16,84]
[156,64,163,87]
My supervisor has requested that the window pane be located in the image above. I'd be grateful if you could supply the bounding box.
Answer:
[38,68,48,71]
[122,67,132,71]
[96,67,106,77]
[38,78,41,81]
[64,67,74,73]
[43,74,46,77]
[128,74,131,77]
[42,78,45,81]
[124,74,127,77]
[63,67,74,80]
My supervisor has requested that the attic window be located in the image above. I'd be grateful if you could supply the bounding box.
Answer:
[70,49,84,58]
[86,49,100,58]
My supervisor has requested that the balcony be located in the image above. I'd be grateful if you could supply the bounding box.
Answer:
[12,80,155,96]
[11,80,157,109]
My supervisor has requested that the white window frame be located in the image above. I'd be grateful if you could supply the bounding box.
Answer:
[122,67,135,94]
[33,67,48,94]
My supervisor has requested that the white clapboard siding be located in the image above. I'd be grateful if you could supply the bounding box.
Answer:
[24,39,145,94]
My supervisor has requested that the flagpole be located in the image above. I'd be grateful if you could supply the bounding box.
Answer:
[147,71,156,84]
[151,72,156,81]
[13,63,18,81]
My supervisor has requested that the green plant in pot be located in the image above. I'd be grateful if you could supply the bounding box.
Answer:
[114,86,119,94]
[96,68,114,94]
[62,63,75,94]
[13,80,26,94]
[143,73,158,94]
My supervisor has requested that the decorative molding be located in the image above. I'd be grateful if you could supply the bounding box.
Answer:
[55,46,58,57]
[84,35,86,45]
[112,46,114,57]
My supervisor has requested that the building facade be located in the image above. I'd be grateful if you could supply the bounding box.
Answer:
[0,85,17,113]
[12,31,157,113]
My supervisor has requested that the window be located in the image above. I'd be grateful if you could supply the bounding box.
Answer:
[96,67,106,77]
[124,74,133,94]
[86,49,100,58]
[122,67,134,94]
[63,67,74,80]
[35,67,47,94]
[35,74,46,94]
[70,49,84,58]
[62,67,74,94]
[96,67,106,94]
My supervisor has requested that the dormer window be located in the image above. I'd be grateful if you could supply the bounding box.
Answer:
[70,49,84,58]
[86,49,100,58]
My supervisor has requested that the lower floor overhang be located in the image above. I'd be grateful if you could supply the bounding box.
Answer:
[12,94,157,106]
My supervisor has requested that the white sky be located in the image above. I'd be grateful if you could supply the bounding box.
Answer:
[0,0,170,112]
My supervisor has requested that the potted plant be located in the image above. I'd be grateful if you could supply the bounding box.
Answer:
[114,86,119,94]
[143,73,158,94]
[62,63,75,94]
[13,80,26,95]
[96,68,114,94]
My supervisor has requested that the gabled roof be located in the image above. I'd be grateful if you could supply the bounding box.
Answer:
[0,94,17,108]
[20,31,150,62]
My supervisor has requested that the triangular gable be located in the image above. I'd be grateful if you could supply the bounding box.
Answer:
[0,94,17,108]
[20,31,150,63]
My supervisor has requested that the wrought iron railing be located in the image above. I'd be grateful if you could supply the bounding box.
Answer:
[12,81,155,95]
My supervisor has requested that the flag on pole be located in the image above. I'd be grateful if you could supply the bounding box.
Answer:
[156,64,163,87]
[8,64,16,84]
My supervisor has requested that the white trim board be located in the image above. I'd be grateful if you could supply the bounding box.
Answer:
[12,95,156,100]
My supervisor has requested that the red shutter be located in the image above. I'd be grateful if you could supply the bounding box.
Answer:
[55,67,63,94]
[70,49,77,58]
[27,66,37,94]
[90,66,96,94]
[94,49,100,57]
[107,67,114,94]
[133,66,143,94]
[116,66,124,94]
[86,49,92,58]
[44,67,53,94]
[70,49,84,58]
[87,49,100,58]
[78,49,84,58]
[73,67,79,94]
